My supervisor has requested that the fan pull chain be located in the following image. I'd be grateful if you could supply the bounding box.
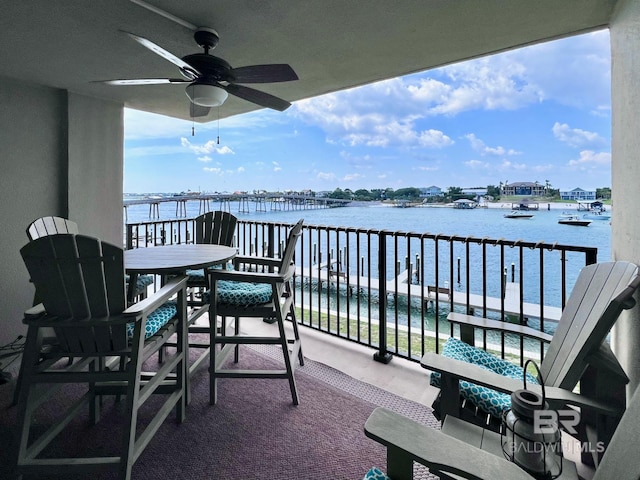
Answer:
[217,107,220,144]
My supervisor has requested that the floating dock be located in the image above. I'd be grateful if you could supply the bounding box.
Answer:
[296,265,562,322]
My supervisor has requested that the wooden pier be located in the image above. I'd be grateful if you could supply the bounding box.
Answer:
[297,265,562,322]
[123,193,351,220]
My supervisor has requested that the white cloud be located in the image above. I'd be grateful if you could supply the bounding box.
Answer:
[464,134,520,156]
[464,160,490,169]
[568,150,611,167]
[203,167,223,174]
[343,173,364,182]
[198,155,212,163]
[552,122,605,147]
[181,137,235,155]
[291,32,610,156]
[272,161,282,172]
[317,172,337,182]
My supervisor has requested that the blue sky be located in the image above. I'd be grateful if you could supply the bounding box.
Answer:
[124,30,611,194]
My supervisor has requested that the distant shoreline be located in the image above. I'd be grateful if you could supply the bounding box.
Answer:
[367,200,610,212]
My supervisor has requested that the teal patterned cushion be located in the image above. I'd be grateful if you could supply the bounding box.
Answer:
[126,301,177,340]
[187,263,231,283]
[363,467,391,480]
[430,337,538,418]
[204,280,273,306]
[124,274,154,296]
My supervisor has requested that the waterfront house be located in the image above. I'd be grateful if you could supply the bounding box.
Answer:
[2,0,640,445]
[501,181,547,197]
[560,187,598,201]
[420,186,443,198]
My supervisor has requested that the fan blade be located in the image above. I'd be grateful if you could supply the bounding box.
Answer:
[129,0,197,30]
[123,31,200,78]
[99,78,189,85]
[190,103,211,118]
[230,64,298,84]
[225,84,292,111]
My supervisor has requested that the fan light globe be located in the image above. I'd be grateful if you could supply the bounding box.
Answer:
[185,83,228,107]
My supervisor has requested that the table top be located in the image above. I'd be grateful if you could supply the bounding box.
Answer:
[125,244,237,274]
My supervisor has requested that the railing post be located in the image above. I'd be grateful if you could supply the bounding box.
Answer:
[126,224,134,250]
[374,231,392,364]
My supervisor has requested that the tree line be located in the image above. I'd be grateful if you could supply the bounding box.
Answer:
[325,186,612,202]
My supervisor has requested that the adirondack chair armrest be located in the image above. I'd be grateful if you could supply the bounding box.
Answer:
[421,352,524,394]
[364,407,535,480]
[422,353,624,418]
[447,312,553,343]
[233,255,281,269]
[543,386,624,417]
[210,264,295,284]
[124,275,188,315]
[23,303,46,321]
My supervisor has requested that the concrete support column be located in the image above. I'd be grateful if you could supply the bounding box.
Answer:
[610,0,640,398]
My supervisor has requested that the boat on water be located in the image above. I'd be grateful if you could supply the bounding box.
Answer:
[504,211,534,219]
[582,210,611,221]
[558,214,592,227]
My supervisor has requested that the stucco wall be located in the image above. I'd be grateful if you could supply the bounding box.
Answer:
[610,0,640,396]
[67,93,123,246]
[0,77,68,354]
[0,77,124,369]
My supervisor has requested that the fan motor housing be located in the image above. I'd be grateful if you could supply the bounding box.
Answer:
[194,27,219,50]
[181,54,232,80]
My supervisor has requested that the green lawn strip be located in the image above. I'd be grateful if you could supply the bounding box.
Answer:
[296,306,540,369]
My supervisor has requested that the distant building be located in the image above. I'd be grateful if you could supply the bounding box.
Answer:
[420,186,443,197]
[502,182,546,196]
[461,187,487,201]
[559,187,596,201]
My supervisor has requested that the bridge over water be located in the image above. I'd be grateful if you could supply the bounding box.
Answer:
[123,193,351,220]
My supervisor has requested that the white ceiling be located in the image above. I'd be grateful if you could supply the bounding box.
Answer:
[0,0,618,122]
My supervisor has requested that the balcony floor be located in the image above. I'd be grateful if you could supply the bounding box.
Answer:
[241,317,595,480]
[242,317,439,407]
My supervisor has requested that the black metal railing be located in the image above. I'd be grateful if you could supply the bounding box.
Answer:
[125,218,597,365]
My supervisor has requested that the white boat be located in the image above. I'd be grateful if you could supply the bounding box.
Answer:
[558,215,591,227]
[504,211,534,219]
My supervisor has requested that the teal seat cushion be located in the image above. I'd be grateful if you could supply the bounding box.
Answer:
[363,467,391,480]
[204,280,273,306]
[187,263,231,283]
[125,274,154,296]
[126,301,177,340]
[430,337,538,418]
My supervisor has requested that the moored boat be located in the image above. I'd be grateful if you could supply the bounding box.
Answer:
[558,215,591,226]
[504,211,534,219]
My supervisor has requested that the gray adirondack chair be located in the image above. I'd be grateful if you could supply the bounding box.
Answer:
[182,210,238,371]
[16,233,188,480]
[15,216,155,405]
[187,210,238,287]
[422,261,640,464]
[26,216,154,301]
[365,381,640,480]
[208,219,304,405]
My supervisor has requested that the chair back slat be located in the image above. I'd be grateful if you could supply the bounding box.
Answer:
[20,234,127,353]
[26,216,79,240]
[278,220,304,272]
[541,261,639,388]
[194,211,237,246]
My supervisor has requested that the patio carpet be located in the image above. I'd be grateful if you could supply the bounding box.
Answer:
[0,344,439,480]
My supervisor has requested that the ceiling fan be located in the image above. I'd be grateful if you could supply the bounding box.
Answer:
[100,2,298,117]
